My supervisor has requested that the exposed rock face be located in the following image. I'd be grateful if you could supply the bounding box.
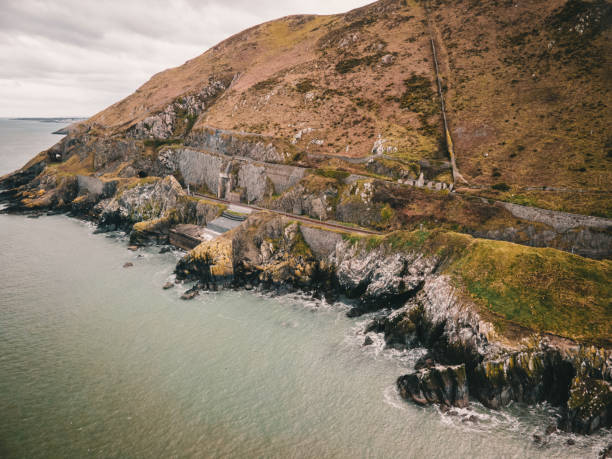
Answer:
[474,222,612,260]
[380,289,611,435]
[175,237,234,286]
[370,276,490,363]
[174,213,334,294]
[330,240,438,309]
[128,77,231,140]
[98,175,183,228]
[565,376,611,435]
[397,364,469,408]
[470,349,575,408]
[562,347,612,435]
[186,127,288,163]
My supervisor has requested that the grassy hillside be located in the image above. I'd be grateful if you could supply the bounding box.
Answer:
[348,228,612,346]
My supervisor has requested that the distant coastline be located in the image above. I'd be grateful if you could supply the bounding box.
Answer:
[7,117,88,135]
[10,117,87,123]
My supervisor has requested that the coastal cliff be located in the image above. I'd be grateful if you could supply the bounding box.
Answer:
[0,0,610,439]
[174,211,611,435]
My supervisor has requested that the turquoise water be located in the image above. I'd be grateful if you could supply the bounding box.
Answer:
[0,120,609,458]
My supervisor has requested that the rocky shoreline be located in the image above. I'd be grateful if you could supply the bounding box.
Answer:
[1,167,610,442]
[2,171,612,440]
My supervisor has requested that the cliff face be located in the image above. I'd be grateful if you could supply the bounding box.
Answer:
[173,211,611,434]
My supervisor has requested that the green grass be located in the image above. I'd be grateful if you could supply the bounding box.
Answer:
[343,228,612,345]
[448,239,612,346]
[313,168,350,180]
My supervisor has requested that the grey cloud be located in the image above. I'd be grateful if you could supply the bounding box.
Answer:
[0,0,371,117]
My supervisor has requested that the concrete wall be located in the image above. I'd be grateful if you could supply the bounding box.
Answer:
[161,148,223,194]
[186,127,286,163]
[501,202,611,232]
[162,147,306,204]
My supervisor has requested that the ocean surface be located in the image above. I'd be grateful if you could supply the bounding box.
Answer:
[0,118,609,458]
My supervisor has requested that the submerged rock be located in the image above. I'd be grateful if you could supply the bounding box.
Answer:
[123,262,133,268]
[163,281,174,290]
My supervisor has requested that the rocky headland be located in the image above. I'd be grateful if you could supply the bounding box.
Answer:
[1,0,611,440]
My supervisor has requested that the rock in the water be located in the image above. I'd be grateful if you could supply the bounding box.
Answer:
[127,245,138,251]
[397,364,469,408]
[123,262,133,268]
[363,335,374,346]
[180,289,198,300]
[163,281,174,290]
[159,246,172,254]
[415,353,436,370]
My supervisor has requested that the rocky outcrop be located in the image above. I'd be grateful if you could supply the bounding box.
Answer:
[186,127,289,163]
[175,214,333,293]
[128,76,231,140]
[97,176,184,229]
[470,348,575,408]
[175,237,234,286]
[562,347,612,435]
[379,291,611,434]
[397,364,469,408]
[330,239,438,311]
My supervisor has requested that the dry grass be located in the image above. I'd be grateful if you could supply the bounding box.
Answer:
[74,0,609,215]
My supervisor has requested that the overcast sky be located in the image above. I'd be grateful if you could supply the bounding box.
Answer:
[0,0,372,118]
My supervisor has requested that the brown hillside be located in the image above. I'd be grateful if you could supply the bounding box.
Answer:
[86,0,610,215]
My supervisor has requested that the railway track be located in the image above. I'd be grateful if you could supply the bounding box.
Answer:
[190,191,382,236]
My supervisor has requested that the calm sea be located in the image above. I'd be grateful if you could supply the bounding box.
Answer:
[0,119,608,458]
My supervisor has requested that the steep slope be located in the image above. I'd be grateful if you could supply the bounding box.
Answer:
[5,0,610,216]
[90,0,444,167]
